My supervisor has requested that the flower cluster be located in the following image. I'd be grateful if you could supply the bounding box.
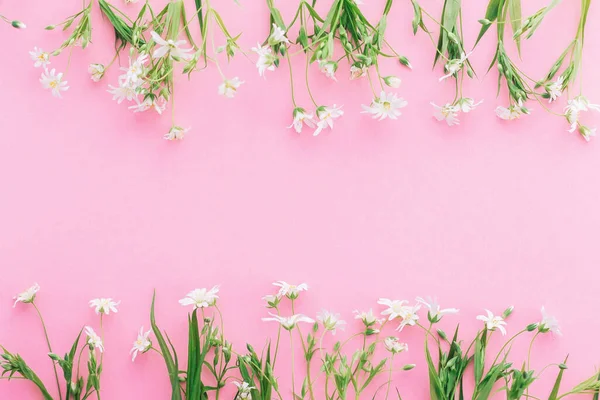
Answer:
[4,284,119,400]
[3,281,600,400]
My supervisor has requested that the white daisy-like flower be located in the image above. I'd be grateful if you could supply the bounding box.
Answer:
[439,52,471,81]
[456,97,483,113]
[233,381,255,399]
[476,309,507,335]
[269,23,290,45]
[546,76,564,102]
[396,304,421,331]
[262,294,281,309]
[88,63,105,82]
[564,100,581,132]
[29,47,50,68]
[362,92,407,121]
[571,95,600,112]
[130,327,152,361]
[89,298,120,315]
[272,281,308,299]
[251,43,277,77]
[384,337,408,354]
[539,306,561,335]
[179,286,220,309]
[129,96,166,114]
[164,126,190,141]
[218,77,244,98]
[415,296,459,323]
[261,313,315,330]
[383,76,402,88]
[150,31,194,61]
[579,125,596,142]
[377,298,409,321]
[288,108,316,133]
[431,102,460,126]
[40,69,69,98]
[313,105,344,136]
[13,283,40,307]
[495,100,530,120]
[350,64,368,80]
[108,81,138,104]
[120,54,148,86]
[318,60,338,81]
[353,309,381,326]
[85,326,104,352]
[317,310,347,335]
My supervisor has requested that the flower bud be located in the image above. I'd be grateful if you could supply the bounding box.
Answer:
[478,19,492,26]
[45,25,56,30]
[526,323,538,332]
[402,364,416,370]
[383,75,402,88]
[437,329,448,341]
[502,306,514,319]
[398,55,412,69]
[11,20,26,29]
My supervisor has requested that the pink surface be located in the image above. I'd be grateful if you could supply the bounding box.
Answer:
[1,0,600,399]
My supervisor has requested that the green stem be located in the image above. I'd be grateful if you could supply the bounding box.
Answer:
[33,302,63,400]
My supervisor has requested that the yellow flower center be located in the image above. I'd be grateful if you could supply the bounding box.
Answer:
[49,81,58,88]
[383,101,391,110]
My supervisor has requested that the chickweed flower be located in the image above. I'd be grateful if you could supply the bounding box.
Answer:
[88,63,105,82]
[539,306,562,335]
[29,47,50,68]
[150,31,193,61]
[377,298,408,321]
[179,286,220,309]
[495,100,530,120]
[456,98,483,113]
[384,337,408,354]
[251,43,277,77]
[164,126,190,141]
[262,294,281,309]
[431,102,460,126]
[439,52,471,81]
[85,326,104,352]
[350,64,368,80]
[396,304,421,331]
[415,296,459,323]
[89,298,120,315]
[353,309,380,327]
[40,69,69,98]
[362,92,407,121]
[233,381,255,399]
[476,309,507,335]
[218,77,244,98]
[262,313,315,330]
[13,283,40,307]
[317,310,347,335]
[318,60,338,81]
[314,105,344,136]
[383,76,402,88]
[288,107,316,133]
[268,23,290,46]
[130,327,152,361]
[272,281,308,300]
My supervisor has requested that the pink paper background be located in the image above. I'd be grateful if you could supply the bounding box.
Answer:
[1,0,599,398]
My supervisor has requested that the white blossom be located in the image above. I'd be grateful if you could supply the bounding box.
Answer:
[129,96,166,114]
[179,286,220,308]
[439,52,471,81]
[89,298,120,315]
[546,76,564,102]
[150,31,193,61]
[416,296,459,322]
[13,283,40,307]
[251,43,277,77]
[85,326,104,352]
[350,65,368,80]
[495,100,530,120]
[288,108,316,133]
[431,102,460,126]
[233,381,255,399]
[130,327,152,361]
[272,281,308,299]
[29,47,50,68]
[362,92,407,121]
[262,313,315,330]
[88,63,105,82]
[314,105,344,136]
[317,310,347,334]
[456,98,483,113]
[318,60,338,81]
[164,126,190,141]
[476,309,507,335]
[218,77,244,98]
[353,309,381,326]
[269,23,290,45]
[40,69,69,98]
[384,337,408,354]
[539,306,561,335]
[396,304,421,331]
[383,76,402,88]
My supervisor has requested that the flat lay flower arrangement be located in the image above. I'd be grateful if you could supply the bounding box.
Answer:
[8,0,598,141]
[3,282,600,400]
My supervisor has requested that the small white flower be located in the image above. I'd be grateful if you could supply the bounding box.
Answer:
[571,95,600,112]
[130,327,152,361]
[89,298,120,315]
[85,326,104,352]
[314,105,344,136]
[377,298,409,321]
[383,76,402,88]
[353,309,381,326]
[251,43,277,77]
[288,108,316,133]
[476,309,507,335]
[150,31,193,61]
[13,283,40,307]
[129,96,166,114]
[546,76,564,102]
[431,102,460,126]
[579,125,596,142]
[261,313,315,330]
[439,52,471,81]
[233,381,255,399]
[164,126,190,141]
[29,47,50,68]
[318,60,338,81]
[564,100,580,132]
[218,77,244,98]
[272,281,308,299]
[415,296,459,323]
[350,64,368,80]
[317,310,347,335]
[495,100,530,120]
[269,23,290,45]
[384,337,408,354]
[262,294,281,308]
[40,69,69,98]
[362,92,407,121]
[120,54,148,86]
[108,80,138,104]
[539,307,561,335]
[88,63,105,82]
[396,304,420,331]
[179,286,220,308]
[456,97,483,113]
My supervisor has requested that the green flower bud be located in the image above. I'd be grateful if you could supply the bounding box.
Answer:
[11,20,26,29]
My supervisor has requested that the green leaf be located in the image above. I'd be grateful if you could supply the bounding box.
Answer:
[548,357,568,400]
[508,0,522,54]
[195,0,204,34]
[475,0,502,45]
[425,345,444,400]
